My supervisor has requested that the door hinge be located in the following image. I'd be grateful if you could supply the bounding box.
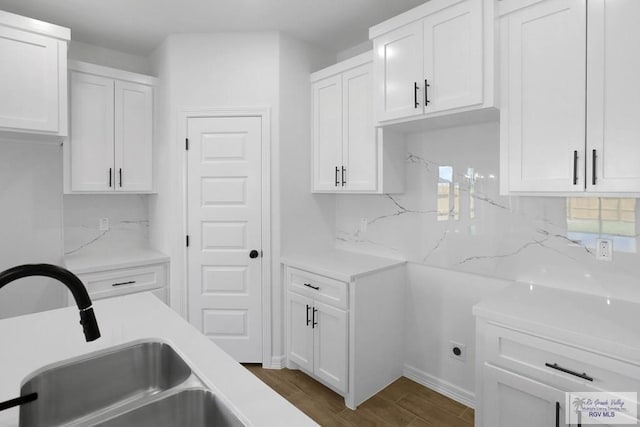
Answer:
[186,235,190,247]
[185,138,189,150]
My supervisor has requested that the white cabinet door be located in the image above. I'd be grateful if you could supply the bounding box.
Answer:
[115,80,153,192]
[287,292,314,373]
[342,63,377,192]
[587,0,640,192]
[0,26,63,134]
[502,0,586,193]
[314,300,348,393]
[373,21,423,123]
[482,364,568,427]
[312,75,343,191]
[70,72,115,192]
[423,0,483,114]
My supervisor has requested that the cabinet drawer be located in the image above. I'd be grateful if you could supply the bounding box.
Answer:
[76,264,166,301]
[287,267,348,310]
[484,323,640,394]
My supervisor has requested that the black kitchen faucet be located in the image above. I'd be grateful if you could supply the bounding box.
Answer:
[0,263,101,412]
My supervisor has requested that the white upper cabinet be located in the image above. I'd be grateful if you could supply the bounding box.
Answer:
[0,11,69,137]
[65,61,156,194]
[311,52,405,194]
[500,0,640,195]
[370,0,495,126]
[586,0,640,192]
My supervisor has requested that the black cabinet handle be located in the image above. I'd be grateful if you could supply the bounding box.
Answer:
[341,166,346,186]
[424,79,430,106]
[112,280,136,287]
[109,168,112,188]
[545,363,593,381]
[119,168,122,187]
[306,304,311,326]
[414,82,419,108]
[592,149,597,185]
[573,150,578,185]
[335,166,339,187]
[555,401,560,427]
[312,307,318,328]
[303,283,320,291]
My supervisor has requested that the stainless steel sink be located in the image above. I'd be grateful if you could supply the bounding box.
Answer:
[95,388,245,427]
[19,341,193,427]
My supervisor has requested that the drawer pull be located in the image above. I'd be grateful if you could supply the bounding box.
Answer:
[303,283,320,291]
[112,280,136,287]
[545,363,593,381]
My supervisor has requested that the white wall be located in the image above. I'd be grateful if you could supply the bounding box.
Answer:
[68,40,153,75]
[0,140,65,319]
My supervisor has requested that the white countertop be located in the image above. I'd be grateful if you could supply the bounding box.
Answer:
[63,248,169,274]
[280,250,405,282]
[473,283,640,362]
[0,293,317,427]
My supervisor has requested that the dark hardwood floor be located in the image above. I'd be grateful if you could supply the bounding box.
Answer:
[243,364,474,426]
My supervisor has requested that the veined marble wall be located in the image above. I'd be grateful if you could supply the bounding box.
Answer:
[64,195,149,257]
[336,121,640,303]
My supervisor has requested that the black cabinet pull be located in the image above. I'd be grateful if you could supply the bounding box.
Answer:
[303,283,320,291]
[306,304,311,326]
[414,82,419,108]
[119,168,122,187]
[341,166,346,186]
[555,401,560,427]
[112,280,136,287]
[592,149,597,185]
[335,166,340,187]
[573,150,578,185]
[312,307,318,328]
[108,168,112,188]
[545,363,593,381]
[424,79,430,106]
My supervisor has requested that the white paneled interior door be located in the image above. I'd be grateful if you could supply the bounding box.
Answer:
[114,80,153,192]
[586,0,640,192]
[69,71,115,192]
[187,116,262,362]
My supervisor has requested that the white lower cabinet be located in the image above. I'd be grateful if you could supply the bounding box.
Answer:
[284,260,404,409]
[475,295,640,427]
[66,260,169,305]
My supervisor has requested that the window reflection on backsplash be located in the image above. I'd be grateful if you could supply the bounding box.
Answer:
[437,166,453,221]
[566,197,637,253]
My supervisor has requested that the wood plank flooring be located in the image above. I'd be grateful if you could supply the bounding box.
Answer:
[243,364,474,427]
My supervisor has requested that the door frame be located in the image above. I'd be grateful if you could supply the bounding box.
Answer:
[177,106,272,366]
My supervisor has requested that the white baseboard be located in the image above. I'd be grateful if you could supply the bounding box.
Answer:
[403,364,475,409]
[264,355,285,369]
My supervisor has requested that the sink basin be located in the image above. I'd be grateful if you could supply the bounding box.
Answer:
[96,389,245,427]
[19,341,192,427]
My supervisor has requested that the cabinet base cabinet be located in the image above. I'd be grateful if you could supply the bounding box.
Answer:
[285,263,405,409]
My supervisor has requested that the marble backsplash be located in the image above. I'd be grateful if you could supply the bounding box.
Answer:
[64,194,150,257]
[336,121,640,302]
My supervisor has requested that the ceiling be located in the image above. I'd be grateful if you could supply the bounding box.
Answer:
[0,0,428,56]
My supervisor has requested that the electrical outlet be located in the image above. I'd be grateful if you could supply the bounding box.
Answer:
[596,238,613,261]
[449,341,466,362]
[359,218,368,233]
[99,218,110,231]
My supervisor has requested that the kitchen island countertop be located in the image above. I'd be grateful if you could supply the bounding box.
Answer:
[0,293,318,426]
